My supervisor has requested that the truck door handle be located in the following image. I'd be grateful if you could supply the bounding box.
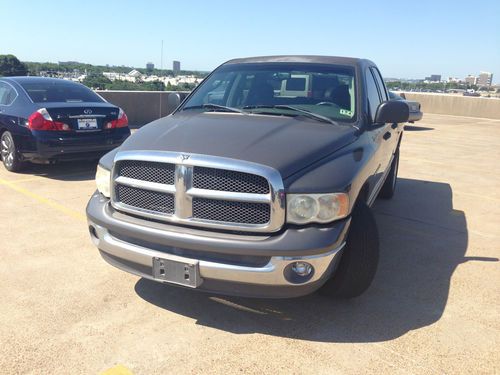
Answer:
[391,123,398,129]
[383,132,391,140]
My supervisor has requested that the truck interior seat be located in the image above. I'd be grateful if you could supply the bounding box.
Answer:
[325,84,351,109]
[245,80,274,106]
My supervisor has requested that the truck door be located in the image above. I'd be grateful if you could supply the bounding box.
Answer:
[371,67,401,158]
[365,67,394,202]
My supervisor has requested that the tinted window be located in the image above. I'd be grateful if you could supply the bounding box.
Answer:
[183,63,357,122]
[371,67,388,101]
[366,69,381,122]
[19,80,104,103]
[0,82,17,105]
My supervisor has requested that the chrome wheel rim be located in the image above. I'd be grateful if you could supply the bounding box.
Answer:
[1,134,15,168]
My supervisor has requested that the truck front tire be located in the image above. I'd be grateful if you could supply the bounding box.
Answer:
[319,202,379,299]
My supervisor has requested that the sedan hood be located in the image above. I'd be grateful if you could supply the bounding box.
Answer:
[119,112,357,178]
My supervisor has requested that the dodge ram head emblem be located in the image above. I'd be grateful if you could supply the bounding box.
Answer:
[83,109,93,115]
[180,154,190,161]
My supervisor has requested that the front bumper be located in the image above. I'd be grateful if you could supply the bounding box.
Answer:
[86,192,350,298]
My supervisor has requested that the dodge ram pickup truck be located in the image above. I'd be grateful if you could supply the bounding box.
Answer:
[87,55,414,299]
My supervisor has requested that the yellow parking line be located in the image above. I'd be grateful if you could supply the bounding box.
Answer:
[101,365,134,375]
[0,177,86,222]
[0,176,45,184]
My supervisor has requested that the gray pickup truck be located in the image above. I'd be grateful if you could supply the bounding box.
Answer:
[87,56,413,299]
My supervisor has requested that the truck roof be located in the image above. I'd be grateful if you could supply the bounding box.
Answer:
[224,55,374,67]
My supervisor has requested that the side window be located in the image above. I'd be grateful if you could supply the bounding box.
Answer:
[365,69,381,123]
[0,82,17,106]
[371,68,388,102]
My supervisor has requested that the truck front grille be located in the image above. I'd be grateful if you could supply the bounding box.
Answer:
[118,160,175,185]
[116,185,175,215]
[192,198,270,224]
[110,152,285,233]
[193,166,269,194]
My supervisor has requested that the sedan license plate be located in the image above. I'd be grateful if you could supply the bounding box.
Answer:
[152,257,201,288]
[77,118,98,130]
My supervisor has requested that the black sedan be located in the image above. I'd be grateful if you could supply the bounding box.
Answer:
[388,91,423,122]
[0,77,130,172]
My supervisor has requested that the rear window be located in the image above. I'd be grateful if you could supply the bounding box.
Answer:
[20,80,104,103]
[286,77,306,91]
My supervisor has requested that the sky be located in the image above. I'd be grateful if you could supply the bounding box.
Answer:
[2,0,499,82]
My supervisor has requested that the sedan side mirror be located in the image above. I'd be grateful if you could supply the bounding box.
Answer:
[167,92,181,110]
[374,100,409,124]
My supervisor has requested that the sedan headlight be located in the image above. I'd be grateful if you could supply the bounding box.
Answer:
[95,165,111,198]
[287,193,349,224]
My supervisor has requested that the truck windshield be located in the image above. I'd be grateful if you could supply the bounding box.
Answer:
[181,63,356,122]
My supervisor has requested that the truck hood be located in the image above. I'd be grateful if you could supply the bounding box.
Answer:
[119,112,357,178]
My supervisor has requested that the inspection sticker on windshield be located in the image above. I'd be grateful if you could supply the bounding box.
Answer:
[340,109,353,117]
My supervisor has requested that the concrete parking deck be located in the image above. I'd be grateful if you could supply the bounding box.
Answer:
[1,113,499,374]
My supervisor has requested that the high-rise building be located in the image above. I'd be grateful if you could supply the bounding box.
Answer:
[146,62,154,71]
[173,60,181,75]
[425,74,441,82]
[464,75,477,86]
[477,72,493,87]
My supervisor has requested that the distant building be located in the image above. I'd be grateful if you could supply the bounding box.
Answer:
[425,74,441,82]
[464,75,477,86]
[146,62,154,71]
[128,69,142,78]
[477,71,493,87]
[173,60,181,75]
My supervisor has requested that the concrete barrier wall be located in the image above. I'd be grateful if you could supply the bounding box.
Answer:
[403,92,500,120]
[97,90,500,125]
[96,91,190,126]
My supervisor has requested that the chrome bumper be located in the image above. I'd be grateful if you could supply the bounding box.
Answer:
[89,222,345,287]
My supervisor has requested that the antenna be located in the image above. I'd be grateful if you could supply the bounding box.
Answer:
[160,40,164,72]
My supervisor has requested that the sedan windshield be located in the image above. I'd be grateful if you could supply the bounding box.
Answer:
[20,80,104,103]
[181,63,356,122]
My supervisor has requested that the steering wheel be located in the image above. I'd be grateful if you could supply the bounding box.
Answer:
[316,101,336,106]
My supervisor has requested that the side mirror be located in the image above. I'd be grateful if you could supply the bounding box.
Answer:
[374,100,409,124]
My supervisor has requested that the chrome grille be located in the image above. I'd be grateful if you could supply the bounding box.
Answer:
[193,166,269,194]
[116,185,174,214]
[118,160,175,184]
[111,151,285,232]
[193,198,270,224]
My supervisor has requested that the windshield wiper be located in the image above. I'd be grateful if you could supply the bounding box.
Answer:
[182,103,246,114]
[243,105,337,125]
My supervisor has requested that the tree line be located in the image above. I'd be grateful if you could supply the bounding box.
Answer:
[0,54,205,91]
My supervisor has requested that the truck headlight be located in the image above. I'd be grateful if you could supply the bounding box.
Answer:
[287,193,349,224]
[95,165,111,198]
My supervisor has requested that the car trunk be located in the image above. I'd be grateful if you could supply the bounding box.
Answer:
[43,102,119,132]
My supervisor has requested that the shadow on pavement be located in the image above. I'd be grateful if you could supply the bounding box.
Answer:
[14,160,97,181]
[134,178,484,342]
[404,125,434,131]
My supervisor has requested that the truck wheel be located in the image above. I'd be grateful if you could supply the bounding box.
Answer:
[379,148,399,199]
[319,202,379,299]
[1,131,24,172]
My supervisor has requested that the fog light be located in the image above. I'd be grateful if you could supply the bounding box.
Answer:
[292,262,313,277]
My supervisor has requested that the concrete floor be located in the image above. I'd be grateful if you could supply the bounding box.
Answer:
[0,113,498,374]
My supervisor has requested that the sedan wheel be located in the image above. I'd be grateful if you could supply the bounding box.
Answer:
[1,131,24,172]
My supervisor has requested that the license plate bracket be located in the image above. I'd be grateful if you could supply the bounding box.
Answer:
[152,257,201,288]
[77,118,98,130]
